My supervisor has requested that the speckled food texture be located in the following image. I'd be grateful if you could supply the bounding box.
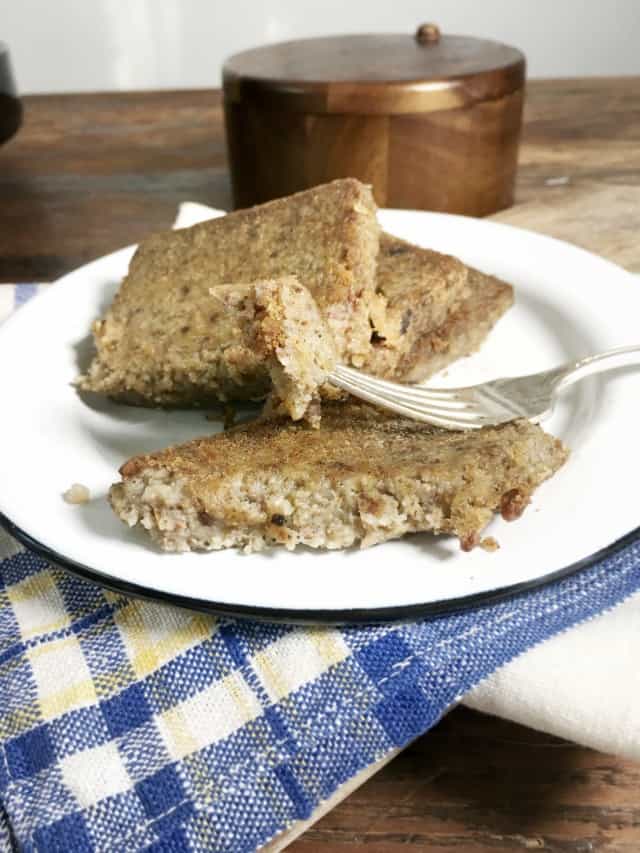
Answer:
[401,270,514,382]
[79,275,336,422]
[110,401,568,554]
[367,233,470,373]
[368,237,513,381]
[77,178,514,409]
[77,178,379,404]
[250,278,337,426]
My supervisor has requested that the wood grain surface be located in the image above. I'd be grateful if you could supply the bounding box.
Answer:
[223,33,524,212]
[224,88,523,213]
[291,707,640,852]
[0,78,639,852]
[1,78,639,281]
[0,90,231,280]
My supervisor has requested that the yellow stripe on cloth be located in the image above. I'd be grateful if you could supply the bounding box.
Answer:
[158,671,263,761]
[114,600,215,678]
[255,629,350,703]
[27,637,98,720]
[7,571,70,640]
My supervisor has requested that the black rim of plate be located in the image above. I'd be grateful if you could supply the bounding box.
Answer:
[1,510,638,625]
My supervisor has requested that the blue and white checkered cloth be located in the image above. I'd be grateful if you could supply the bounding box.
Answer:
[1,283,640,853]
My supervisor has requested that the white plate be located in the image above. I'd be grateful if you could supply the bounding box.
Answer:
[1,210,639,621]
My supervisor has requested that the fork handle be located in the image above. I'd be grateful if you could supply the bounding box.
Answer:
[557,345,640,390]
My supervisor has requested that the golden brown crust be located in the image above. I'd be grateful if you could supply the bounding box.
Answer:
[112,401,568,553]
[78,179,514,411]
[78,179,379,404]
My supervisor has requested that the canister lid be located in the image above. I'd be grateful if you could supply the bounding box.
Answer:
[223,30,525,115]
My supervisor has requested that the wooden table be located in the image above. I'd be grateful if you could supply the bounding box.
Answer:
[1,79,639,851]
[2,78,640,282]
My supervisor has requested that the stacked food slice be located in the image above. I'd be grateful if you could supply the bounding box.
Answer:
[78,179,378,411]
[367,233,513,381]
[79,178,567,553]
[78,178,512,412]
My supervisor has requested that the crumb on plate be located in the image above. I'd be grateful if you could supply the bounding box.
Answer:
[63,483,90,504]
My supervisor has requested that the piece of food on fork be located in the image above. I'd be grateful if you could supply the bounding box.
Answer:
[110,401,568,554]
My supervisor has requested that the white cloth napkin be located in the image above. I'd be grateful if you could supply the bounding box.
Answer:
[174,201,640,760]
[465,593,640,758]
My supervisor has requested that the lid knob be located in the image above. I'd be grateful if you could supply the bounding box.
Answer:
[415,23,441,45]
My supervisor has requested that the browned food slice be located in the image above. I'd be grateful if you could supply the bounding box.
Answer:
[78,178,379,405]
[80,277,335,424]
[367,232,471,374]
[110,401,568,554]
[400,271,514,382]
[367,234,513,381]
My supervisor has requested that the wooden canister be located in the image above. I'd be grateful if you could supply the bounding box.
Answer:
[223,28,525,215]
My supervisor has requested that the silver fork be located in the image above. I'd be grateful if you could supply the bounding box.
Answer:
[328,345,640,430]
